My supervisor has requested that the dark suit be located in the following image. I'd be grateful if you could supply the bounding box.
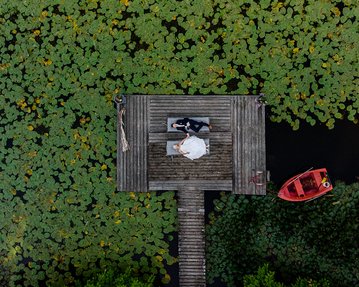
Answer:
[175,118,209,133]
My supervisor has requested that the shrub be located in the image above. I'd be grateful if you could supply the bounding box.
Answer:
[243,264,330,287]
[206,182,359,286]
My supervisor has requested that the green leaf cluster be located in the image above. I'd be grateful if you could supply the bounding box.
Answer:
[0,0,181,285]
[206,182,359,287]
[1,0,356,130]
[0,190,176,286]
[76,268,154,287]
[244,264,330,287]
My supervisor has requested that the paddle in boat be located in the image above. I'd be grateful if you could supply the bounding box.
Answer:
[278,168,333,202]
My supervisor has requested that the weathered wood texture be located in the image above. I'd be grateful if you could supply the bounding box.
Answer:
[149,96,233,133]
[148,141,232,181]
[117,95,266,195]
[232,97,266,195]
[149,180,232,191]
[148,96,232,187]
[117,95,148,192]
[177,189,206,287]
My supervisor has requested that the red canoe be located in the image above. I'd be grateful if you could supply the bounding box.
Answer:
[278,168,333,202]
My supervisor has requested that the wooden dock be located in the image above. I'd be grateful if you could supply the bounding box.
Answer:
[116,95,266,286]
[117,95,266,195]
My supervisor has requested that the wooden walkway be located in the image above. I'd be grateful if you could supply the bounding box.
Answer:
[177,189,206,287]
[116,95,266,287]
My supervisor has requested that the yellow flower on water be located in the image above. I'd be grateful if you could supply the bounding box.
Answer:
[292,47,300,54]
[331,7,340,17]
[100,240,105,247]
[161,273,171,284]
[158,248,166,255]
[121,0,129,6]
[155,255,163,262]
[27,125,34,131]
[101,164,107,170]
[43,59,52,66]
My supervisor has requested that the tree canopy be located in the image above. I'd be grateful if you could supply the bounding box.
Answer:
[206,182,359,287]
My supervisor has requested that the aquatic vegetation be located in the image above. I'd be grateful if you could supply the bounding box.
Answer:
[1,0,357,130]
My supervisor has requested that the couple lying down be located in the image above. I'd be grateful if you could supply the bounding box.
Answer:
[171,118,211,160]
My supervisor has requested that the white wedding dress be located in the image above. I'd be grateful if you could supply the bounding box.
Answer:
[180,136,207,160]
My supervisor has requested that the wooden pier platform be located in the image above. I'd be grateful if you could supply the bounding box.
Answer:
[117,95,266,195]
[116,94,266,286]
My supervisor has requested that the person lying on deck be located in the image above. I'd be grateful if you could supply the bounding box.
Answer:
[173,134,207,160]
[171,118,212,134]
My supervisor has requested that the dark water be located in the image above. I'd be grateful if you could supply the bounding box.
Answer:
[266,118,359,186]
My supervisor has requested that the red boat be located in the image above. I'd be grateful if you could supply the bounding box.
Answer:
[278,168,333,202]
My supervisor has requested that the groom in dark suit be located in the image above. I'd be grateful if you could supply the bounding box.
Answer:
[171,118,212,134]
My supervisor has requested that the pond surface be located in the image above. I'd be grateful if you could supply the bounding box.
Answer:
[266,118,359,187]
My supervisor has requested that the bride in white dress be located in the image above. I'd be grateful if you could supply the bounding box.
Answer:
[173,134,207,160]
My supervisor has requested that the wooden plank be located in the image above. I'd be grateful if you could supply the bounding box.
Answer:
[148,141,232,181]
[177,188,206,287]
[118,95,148,192]
[149,96,232,133]
[232,96,266,195]
[117,106,121,191]
[127,95,134,190]
[231,97,238,194]
[149,132,232,143]
[149,180,232,191]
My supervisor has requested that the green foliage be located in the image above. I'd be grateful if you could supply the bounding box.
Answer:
[243,264,330,287]
[0,190,176,286]
[244,264,284,287]
[76,268,154,287]
[0,0,356,130]
[1,1,180,285]
[291,278,330,287]
[206,182,359,287]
